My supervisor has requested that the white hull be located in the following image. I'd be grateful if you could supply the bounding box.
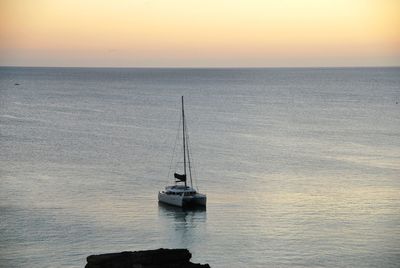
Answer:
[158,192,206,207]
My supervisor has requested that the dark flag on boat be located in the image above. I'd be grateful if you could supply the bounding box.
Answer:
[174,173,186,181]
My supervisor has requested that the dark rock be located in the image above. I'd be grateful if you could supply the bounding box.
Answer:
[85,248,210,268]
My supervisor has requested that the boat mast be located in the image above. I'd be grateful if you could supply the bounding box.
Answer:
[182,96,187,187]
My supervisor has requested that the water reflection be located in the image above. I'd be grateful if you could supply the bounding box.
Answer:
[158,202,207,248]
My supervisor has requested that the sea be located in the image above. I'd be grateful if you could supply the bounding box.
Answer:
[0,67,399,268]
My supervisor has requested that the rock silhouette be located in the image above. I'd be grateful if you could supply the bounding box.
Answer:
[85,248,210,268]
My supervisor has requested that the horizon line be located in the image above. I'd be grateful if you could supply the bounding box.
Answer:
[1,65,399,69]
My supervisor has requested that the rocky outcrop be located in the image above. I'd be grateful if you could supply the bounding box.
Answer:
[85,248,210,268]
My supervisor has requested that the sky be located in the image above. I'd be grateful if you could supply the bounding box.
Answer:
[0,0,399,67]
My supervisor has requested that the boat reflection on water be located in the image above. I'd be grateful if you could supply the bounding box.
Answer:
[158,202,207,248]
[158,202,206,220]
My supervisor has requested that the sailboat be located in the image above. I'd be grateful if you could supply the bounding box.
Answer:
[158,96,207,207]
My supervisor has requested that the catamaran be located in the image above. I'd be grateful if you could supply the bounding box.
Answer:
[158,96,207,207]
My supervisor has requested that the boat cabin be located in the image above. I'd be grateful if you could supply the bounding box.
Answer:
[163,185,197,196]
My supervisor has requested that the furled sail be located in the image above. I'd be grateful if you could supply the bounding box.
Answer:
[174,173,186,181]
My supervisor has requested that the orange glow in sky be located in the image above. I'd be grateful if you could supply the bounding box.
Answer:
[1,0,399,67]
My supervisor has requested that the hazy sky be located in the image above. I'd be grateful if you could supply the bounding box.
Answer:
[1,0,399,67]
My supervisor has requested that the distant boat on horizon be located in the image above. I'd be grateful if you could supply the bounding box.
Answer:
[158,96,207,207]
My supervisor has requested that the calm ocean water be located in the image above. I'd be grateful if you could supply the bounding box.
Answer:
[0,67,399,267]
